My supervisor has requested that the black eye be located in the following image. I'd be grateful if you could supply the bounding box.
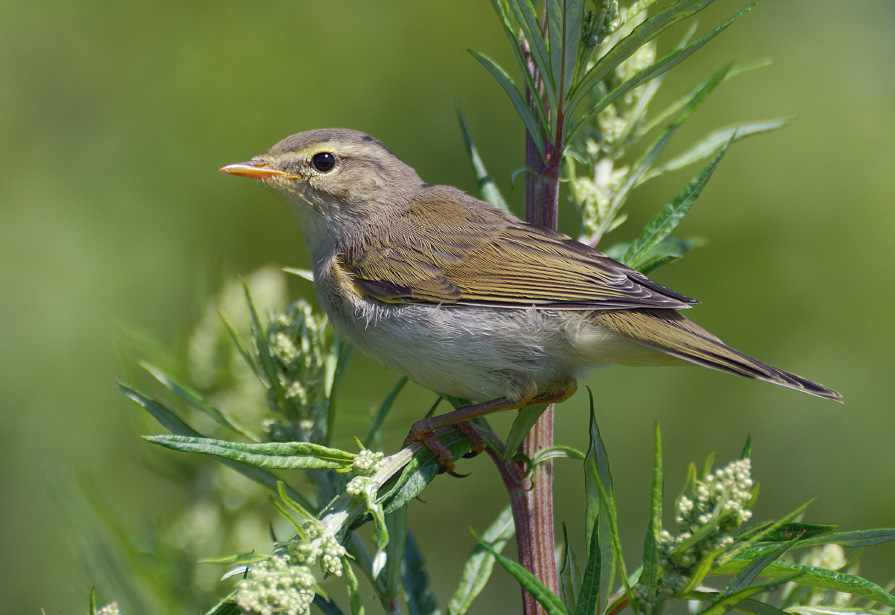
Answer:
[311,152,336,173]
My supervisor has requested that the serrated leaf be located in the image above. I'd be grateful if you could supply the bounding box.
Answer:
[140,362,259,441]
[622,136,732,270]
[143,435,356,470]
[448,507,515,615]
[120,382,314,511]
[473,531,571,615]
[722,536,800,597]
[457,108,510,212]
[711,560,895,608]
[469,49,546,159]
[570,0,719,109]
[588,63,731,244]
[572,1,757,140]
[504,404,549,461]
[639,119,788,184]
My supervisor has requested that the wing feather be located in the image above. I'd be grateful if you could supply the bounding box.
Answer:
[341,187,697,310]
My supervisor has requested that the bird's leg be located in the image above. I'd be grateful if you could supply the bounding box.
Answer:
[405,377,577,475]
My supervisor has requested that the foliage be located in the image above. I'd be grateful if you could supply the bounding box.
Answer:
[97,2,893,615]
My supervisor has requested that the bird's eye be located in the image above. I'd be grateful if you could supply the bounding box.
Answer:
[311,152,337,173]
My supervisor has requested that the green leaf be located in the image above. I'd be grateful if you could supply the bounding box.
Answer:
[119,382,314,510]
[143,435,356,470]
[242,281,290,417]
[730,597,790,615]
[753,523,837,544]
[637,59,771,139]
[639,422,663,598]
[796,528,895,549]
[326,336,353,445]
[639,118,788,184]
[721,536,800,598]
[217,308,262,380]
[363,376,408,449]
[344,558,365,615]
[457,107,510,212]
[559,523,582,613]
[697,575,803,615]
[314,595,346,615]
[199,551,269,566]
[469,49,546,159]
[403,530,441,615]
[506,0,557,112]
[282,267,314,282]
[570,0,719,109]
[622,135,732,269]
[384,509,407,608]
[473,531,571,615]
[448,507,515,615]
[548,0,584,104]
[205,598,243,615]
[575,512,602,615]
[588,63,731,244]
[583,387,625,611]
[504,404,549,461]
[531,445,586,467]
[711,560,895,608]
[140,362,259,441]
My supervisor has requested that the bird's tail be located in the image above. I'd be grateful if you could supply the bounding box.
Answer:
[592,309,842,401]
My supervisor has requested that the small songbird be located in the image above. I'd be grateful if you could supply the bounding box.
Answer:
[221,129,840,468]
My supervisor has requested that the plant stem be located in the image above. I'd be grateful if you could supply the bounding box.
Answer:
[513,19,563,615]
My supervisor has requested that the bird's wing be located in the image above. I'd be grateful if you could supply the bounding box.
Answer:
[340,189,697,311]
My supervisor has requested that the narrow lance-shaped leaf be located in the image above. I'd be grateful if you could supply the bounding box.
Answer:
[469,49,547,159]
[504,403,549,461]
[403,529,441,615]
[638,119,788,184]
[364,376,408,448]
[119,382,313,509]
[569,1,758,141]
[548,0,584,105]
[344,557,365,615]
[639,422,664,598]
[506,0,557,112]
[570,0,719,109]
[575,512,602,615]
[448,507,516,615]
[143,435,357,470]
[722,536,802,598]
[141,361,259,442]
[457,108,510,212]
[559,523,582,613]
[622,134,733,270]
[589,63,731,245]
[473,531,571,615]
[242,281,290,417]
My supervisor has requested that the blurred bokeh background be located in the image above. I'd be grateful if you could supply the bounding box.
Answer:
[2,0,894,612]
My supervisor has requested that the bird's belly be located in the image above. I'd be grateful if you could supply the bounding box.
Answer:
[317,281,666,402]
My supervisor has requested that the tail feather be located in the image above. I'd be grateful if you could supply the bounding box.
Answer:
[593,309,842,402]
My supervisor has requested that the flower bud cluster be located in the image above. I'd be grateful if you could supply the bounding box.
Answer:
[658,458,755,570]
[287,521,348,578]
[95,603,121,615]
[352,449,384,476]
[236,553,315,615]
[266,300,329,440]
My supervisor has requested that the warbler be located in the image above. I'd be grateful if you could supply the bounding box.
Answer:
[221,129,840,467]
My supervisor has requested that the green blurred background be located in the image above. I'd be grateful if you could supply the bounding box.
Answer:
[2,0,894,612]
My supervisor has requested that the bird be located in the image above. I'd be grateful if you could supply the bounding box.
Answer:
[221,128,841,469]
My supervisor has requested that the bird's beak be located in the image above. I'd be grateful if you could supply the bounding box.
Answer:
[220,160,295,180]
